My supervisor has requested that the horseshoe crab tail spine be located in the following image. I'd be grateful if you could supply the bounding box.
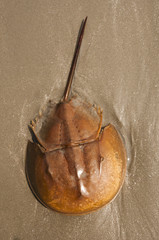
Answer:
[63,17,88,102]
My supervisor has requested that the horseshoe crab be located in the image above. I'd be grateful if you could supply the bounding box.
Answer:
[26,17,127,214]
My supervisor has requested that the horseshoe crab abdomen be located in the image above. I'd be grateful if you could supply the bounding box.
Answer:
[31,97,102,151]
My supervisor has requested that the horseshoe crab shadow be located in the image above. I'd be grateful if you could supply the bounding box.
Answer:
[25,140,47,208]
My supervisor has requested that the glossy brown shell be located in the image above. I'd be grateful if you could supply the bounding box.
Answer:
[26,97,127,214]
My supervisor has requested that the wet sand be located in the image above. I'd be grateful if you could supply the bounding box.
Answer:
[0,0,159,239]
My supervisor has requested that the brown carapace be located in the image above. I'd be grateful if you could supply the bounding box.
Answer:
[26,17,127,215]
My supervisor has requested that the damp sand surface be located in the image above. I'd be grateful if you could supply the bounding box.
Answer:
[0,1,159,239]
